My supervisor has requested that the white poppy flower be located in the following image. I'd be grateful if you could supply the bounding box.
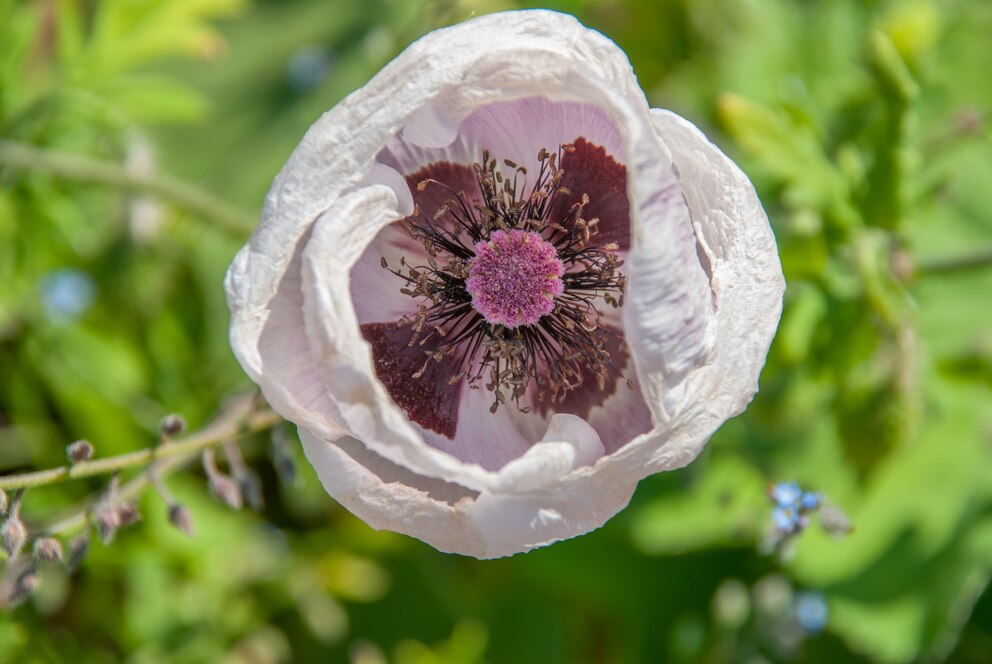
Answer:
[225,9,784,558]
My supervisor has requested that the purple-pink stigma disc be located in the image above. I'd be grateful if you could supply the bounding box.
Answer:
[466,229,565,328]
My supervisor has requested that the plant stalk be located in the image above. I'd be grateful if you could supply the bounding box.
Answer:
[0,409,282,492]
[0,140,256,234]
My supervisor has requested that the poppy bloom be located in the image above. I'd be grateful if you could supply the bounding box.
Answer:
[225,9,784,558]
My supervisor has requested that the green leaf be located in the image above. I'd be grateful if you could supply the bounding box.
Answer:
[96,73,210,124]
[630,453,767,554]
[717,92,859,231]
[789,374,992,662]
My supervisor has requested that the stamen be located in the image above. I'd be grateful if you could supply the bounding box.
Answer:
[383,145,629,413]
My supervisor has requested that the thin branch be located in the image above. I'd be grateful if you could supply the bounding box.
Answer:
[0,407,282,492]
[32,409,282,539]
[0,139,256,234]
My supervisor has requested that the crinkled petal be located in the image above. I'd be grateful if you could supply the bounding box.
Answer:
[620,122,716,423]
[590,111,785,479]
[225,234,344,442]
[300,420,632,559]
[640,110,785,456]
[489,414,604,493]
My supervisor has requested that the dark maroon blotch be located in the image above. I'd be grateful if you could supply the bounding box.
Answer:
[551,137,630,251]
[360,322,461,438]
[535,325,629,420]
[405,161,482,227]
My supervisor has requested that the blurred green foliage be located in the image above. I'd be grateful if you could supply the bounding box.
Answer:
[1,0,990,662]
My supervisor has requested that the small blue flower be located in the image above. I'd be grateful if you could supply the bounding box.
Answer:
[765,482,848,552]
[772,506,800,533]
[286,46,331,92]
[799,491,821,512]
[795,591,828,633]
[40,269,96,322]
[770,482,802,508]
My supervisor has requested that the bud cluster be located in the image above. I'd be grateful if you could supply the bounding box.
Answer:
[0,402,278,610]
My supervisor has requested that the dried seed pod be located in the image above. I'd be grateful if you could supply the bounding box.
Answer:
[208,475,243,510]
[1,489,25,557]
[202,448,243,510]
[168,504,195,537]
[9,565,40,608]
[66,439,94,463]
[159,413,186,438]
[1,516,26,558]
[222,440,263,510]
[33,537,64,564]
[116,502,142,527]
[67,534,90,573]
[93,505,121,544]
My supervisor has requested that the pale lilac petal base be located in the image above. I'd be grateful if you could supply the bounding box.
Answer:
[377,96,626,178]
[350,221,426,325]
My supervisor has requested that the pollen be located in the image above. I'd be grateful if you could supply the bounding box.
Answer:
[466,230,565,328]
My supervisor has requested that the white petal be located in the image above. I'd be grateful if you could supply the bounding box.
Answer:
[585,379,655,454]
[300,430,487,551]
[401,102,462,149]
[419,385,532,472]
[361,163,414,216]
[225,236,344,441]
[595,112,784,477]
[489,414,604,493]
[644,110,785,455]
[300,425,631,559]
[619,113,717,424]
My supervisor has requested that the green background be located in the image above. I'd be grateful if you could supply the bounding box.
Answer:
[1,0,991,662]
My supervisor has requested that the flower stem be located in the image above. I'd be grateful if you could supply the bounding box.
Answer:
[0,140,255,234]
[915,249,992,276]
[0,406,282,493]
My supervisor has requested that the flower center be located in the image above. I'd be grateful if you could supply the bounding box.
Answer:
[466,229,564,328]
[382,145,629,413]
